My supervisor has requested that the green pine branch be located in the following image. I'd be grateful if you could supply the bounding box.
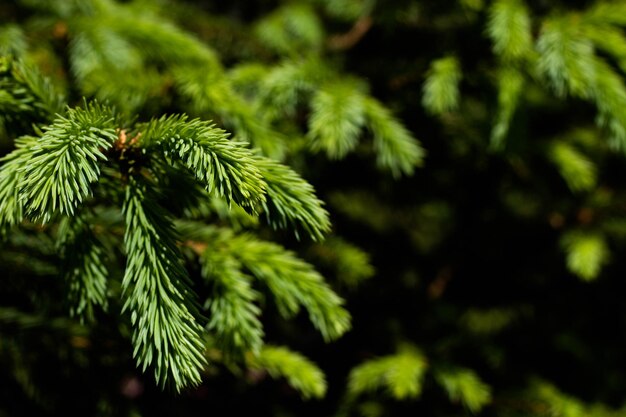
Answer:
[434,367,492,413]
[247,345,327,399]
[122,176,207,391]
[0,136,36,232]
[561,230,609,281]
[487,0,533,61]
[308,82,366,159]
[200,248,264,357]
[19,102,117,222]
[347,346,428,400]
[140,115,267,214]
[177,223,350,343]
[363,97,425,177]
[0,57,64,134]
[254,155,330,241]
[422,56,462,115]
[56,214,109,323]
[491,67,525,150]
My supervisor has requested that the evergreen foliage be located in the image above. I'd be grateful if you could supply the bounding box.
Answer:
[3,0,626,416]
[422,56,462,115]
[434,368,492,413]
[0,51,346,392]
[247,345,327,399]
[347,347,428,400]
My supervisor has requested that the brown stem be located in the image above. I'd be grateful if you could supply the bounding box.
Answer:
[327,16,373,51]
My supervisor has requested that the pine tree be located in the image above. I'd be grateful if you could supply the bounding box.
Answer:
[3,0,626,417]
[0,0,418,413]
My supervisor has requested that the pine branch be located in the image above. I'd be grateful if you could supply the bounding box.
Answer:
[0,136,36,232]
[108,6,219,66]
[69,28,141,90]
[254,155,330,241]
[19,102,117,222]
[537,16,626,150]
[585,2,626,27]
[347,346,428,400]
[200,248,264,357]
[363,97,425,177]
[56,215,109,323]
[259,59,331,121]
[234,237,351,342]
[560,230,609,281]
[526,379,586,417]
[69,29,160,112]
[308,82,366,159]
[537,17,596,98]
[434,367,492,413]
[122,176,207,391]
[247,345,327,399]
[0,25,27,56]
[178,224,349,342]
[310,237,375,289]
[491,67,524,150]
[0,57,64,133]
[581,24,626,73]
[487,0,533,61]
[591,58,626,150]
[547,141,597,192]
[173,67,286,159]
[140,115,267,214]
[422,56,462,115]
[254,3,324,57]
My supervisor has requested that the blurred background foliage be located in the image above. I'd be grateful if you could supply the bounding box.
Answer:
[2,0,626,416]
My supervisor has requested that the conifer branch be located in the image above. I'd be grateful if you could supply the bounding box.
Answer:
[585,2,626,27]
[57,215,109,323]
[254,3,324,57]
[247,345,327,399]
[547,141,597,192]
[259,59,331,121]
[537,17,596,98]
[140,115,267,214]
[591,59,626,150]
[254,155,330,241]
[0,25,27,56]
[173,67,287,159]
[491,67,524,150]
[310,237,375,289]
[122,176,207,391]
[69,29,159,112]
[308,82,366,159]
[0,136,35,232]
[487,0,533,61]
[177,224,349,342]
[581,24,626,73]
[422,56,462,115]
[434,367,492,413]
[347,347,428,399]
[19,103,117,222]
[0,57,64,133]
[560,230,609,281]
[537,15,626,150]
[200,249,264,357]
[225,231,350,341]
[363,97,425,177]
